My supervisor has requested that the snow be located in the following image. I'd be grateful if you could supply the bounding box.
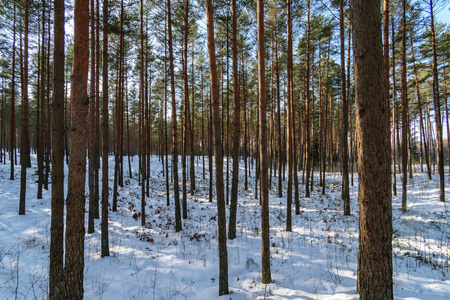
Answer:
[0,154,449,299]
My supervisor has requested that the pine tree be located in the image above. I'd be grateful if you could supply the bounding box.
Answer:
[352,0,393,297]
[205,0,228,294]
[64,0,90,298]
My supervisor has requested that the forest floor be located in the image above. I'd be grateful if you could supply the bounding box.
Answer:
[0,155,449,299]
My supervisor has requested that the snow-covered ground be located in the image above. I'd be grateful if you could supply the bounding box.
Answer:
[0,154,448,299]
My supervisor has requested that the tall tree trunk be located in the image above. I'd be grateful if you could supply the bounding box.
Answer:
[305,0,311,198]
[209,89,213,202]
[139,0,147,225]
[228,0,240,240]
[10,4,16,181]
[113,0,124,213]
[286,0,293,231]
[168,0,182,231]
[101,0,110,258]
[243,56,248,191]
[411,36,431,179]
[401,0,408,211]
[164,15,170,206]
[49,0,65,297]
[351,0,393,297]
[94,0,100,219]
[64,0,90,298]
[201,67,205,180]
[383,0,390,192]
[190,42,195,194]
[45,16,51,191]
[19,0,30,215]
[430,0,445,202]
[88,0,97,234]
[205,0,228,294]
[340,0,350,215]
[391,14,397,196]
[182,0,189,220]
[38,0,46,200]
[258,0,271,284]
[276,28,282,198]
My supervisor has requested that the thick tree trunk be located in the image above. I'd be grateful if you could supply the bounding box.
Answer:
[48,0,65,297]
[205,0,228,294]
[351,0,393,297]
[64,0,90,298]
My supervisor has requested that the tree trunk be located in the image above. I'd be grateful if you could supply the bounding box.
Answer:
[391,14,397,196]
[19,0,30,215]
[101,0,110,258]
[88,0,97,234]
[258,0,271,284]
[37,0,46,199]
[228,0,240,240]
[305,0,311,198]
[286,0,293,231]
[49,0,65,297]
[243,56,248,191]
[168,0,182,231]
[64,0,90,298]
[351,0,393,297]
[10,4,16,181]
[430,0,445,202]
[205,0,228,294]
[340,0,350,215]
[401,0,408,211]
[182,0,189,220]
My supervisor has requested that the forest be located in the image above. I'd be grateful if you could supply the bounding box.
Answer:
[0,0,449,298]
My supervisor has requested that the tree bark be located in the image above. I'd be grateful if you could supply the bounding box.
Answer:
[64,0,90,298]
[430,0,445,202]
[168,0,182,231]
[88,0,97,234]
[101,0,110,258]
[340,0,350,216]
[49,0,65,297]
[205,0,228,294]
[257,0,271,284]
[305,0,311,198]
[228,0,240,240]
[10,4,16,181]
[401,0,408,211]
[351,0,393,297]
[19,0,30,215]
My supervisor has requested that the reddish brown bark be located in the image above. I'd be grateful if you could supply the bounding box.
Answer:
[205,0,228,294]
[351,0,393,297]
[48,0,65,297]
[64,0,90,298]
